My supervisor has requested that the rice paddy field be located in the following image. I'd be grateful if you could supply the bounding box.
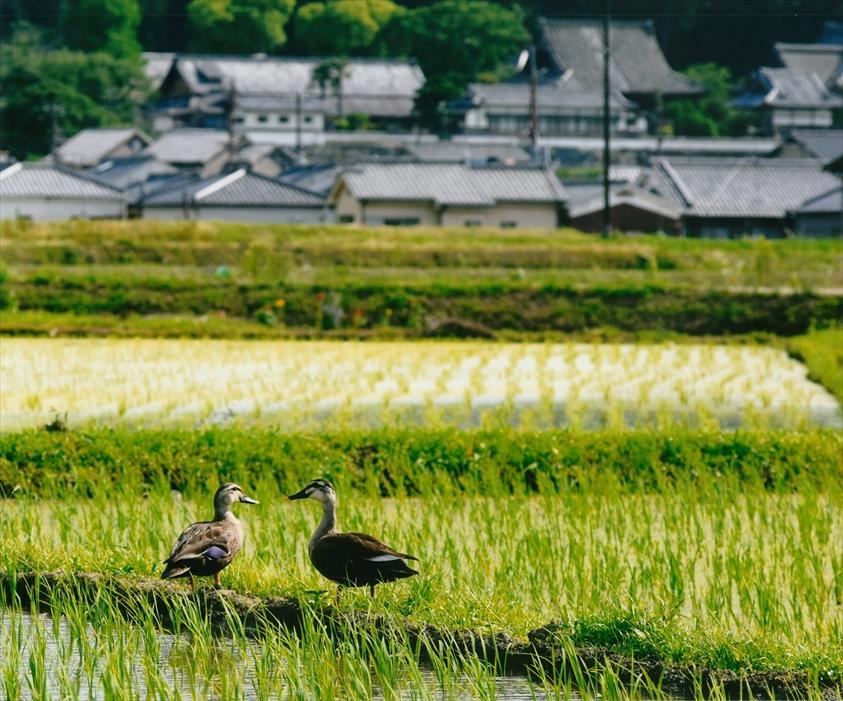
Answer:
[1,222,842,699]
[1,338,840,431]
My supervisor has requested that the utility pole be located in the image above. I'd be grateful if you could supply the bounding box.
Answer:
[226,80,238,162]
[529,44,538,151]
[602,0,612,238]
[295,92,302,153]
[50,101,63,164]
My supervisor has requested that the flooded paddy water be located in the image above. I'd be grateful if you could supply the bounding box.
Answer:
[3,609,602,701]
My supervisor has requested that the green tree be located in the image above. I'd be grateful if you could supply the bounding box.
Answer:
[138,0,190,51]
[187,0,295,53]
[377,0,529,128]
[294,0,402,56]
[59,0,141,58]
[0,26,147,159]
[312,58,349,116]
[663,63,753,137]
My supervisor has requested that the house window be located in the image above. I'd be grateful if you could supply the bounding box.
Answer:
[256,114,269,124]
[464,219,483,227]
[499,221,517,228]
[339,215,355,224]
[303,115,314,124]
[383,217,420,226]
[278,115,290,124]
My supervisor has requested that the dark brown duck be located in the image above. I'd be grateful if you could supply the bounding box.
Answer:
[161,483,259,591]
[288,479,418,597]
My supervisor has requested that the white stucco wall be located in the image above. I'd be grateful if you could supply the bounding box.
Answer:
[361,202,437,226]
[0,198,126,221]
[440,203,558,228]
[143,206,332,223]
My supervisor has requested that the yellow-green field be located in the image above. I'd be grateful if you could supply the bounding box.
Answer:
[2,338,840,431]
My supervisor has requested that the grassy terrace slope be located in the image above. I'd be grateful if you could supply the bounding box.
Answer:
[2,429,842,690]
[2,221,842,338]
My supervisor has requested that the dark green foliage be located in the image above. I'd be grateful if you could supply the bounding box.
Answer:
[58,0,142,58]
[137,0,190,51]
[377,0,529,127]
[663,64,754,137]
[293,0,402,56]
[186,0,295,53]
[1,428,839,499]
[0,27,147,159]
[6,274,841,336]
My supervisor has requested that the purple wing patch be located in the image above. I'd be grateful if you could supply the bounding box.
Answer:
[203,545,229,560]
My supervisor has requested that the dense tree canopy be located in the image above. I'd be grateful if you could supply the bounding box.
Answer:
[58,0,142,58]
[186,0,295,53]
[378,0,529,126]
[0,27,147,158]
[294,0,402,56]
[663,64,755,137]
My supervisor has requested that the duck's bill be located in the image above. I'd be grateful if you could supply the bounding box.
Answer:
[287,488,309,500]
[240,495,259,504]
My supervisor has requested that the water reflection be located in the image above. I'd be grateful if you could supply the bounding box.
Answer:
[2,611,584,700]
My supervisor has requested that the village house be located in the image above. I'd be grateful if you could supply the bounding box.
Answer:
[50,128,152,169]
[777,128,843,166]
[774,38,843,92]
[565,180,683,234]
[735,24,843,135]
[141,128,241,176]
[788,187,842,237]
[145,54,425,141]
[648,157,841,237]
[141,168,329,223]
[0,162,126,221]
[455,79,645,138]
[331,163,567,228]
[536,19,701,111]
[733,67,843,134]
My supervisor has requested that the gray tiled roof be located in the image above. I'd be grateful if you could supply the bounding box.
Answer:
[169,55,424,117]
[236,93,415,118]
[403,142,532,164]
[566,182,683,220]
[55,128,151,168]
[652,157,841,219]
[467,80,630,113]
[340,163,566,206]
[280,165,341,196]
[86,156,178,190]
[143,129,234,165]
[142,52,176,91]
[143,169,325,207]
[788,129,843,164]
[0,163,125,200]
[538,19,699,96]
[774,42,843,85]
[760,68,843,108]
[791,187,842,215]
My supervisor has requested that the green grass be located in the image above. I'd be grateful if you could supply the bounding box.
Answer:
[787,328,843,402]
[3,428,840,498]
[2,429,841,695]
[3,221,841,338]
[2,447,841,684]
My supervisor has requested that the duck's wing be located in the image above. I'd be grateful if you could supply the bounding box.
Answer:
[164,521,234,566]
[313,532,418,587]
[341,532,419,561]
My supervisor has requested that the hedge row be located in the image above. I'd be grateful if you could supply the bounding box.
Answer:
[2,428,840,499]
[5,277,841,335]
